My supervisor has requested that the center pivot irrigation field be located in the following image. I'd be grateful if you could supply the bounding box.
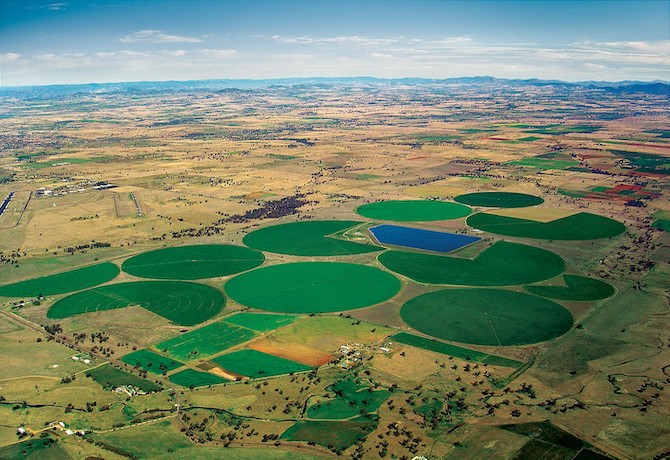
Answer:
[121,244,264,279]
[524,274,616,301]
[226,262,401,313]
[454,191,544,208]
[47,281,225,326]
[356,199,471,221]
[370,224,480,253]
[378,241,565,285]
[401,288,573,346]
[467,212,626,240]
[0,262,119,297]
[243,220,381,256]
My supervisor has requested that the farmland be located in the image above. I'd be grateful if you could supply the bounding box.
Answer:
[225,262,401,313]
[47,281,225,325]
[356,199,471,221]
[0,261,119,297]
[155,321,257,361]
[122,244,265,279]
[467,211,626,240]
[0,78,667,460]
[121,349,183,375]
[454,191,545,208]
[211,349,313,378]
[242,220,381,256]
[400,288,574,346]
[378,241,565,285]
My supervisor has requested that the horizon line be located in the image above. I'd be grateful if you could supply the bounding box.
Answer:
[2,75,669,90]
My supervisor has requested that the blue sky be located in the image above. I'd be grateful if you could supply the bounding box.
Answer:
[1,0,668,86]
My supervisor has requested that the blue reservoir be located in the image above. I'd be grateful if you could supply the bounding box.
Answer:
[370,224,480,253]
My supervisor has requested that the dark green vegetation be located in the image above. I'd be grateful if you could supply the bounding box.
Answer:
[47,281,225,326]
[223,312,297,331]
[0,262,119,297]
[391,332,523,368]
[243,220,381,256]
[502,421,613,460]
[212,349,312,378]
[378,241,564,285]
[400,289,573,346]
[156,321,256,361]
[454,192,544,208]
[121,244,264,279]
[508,158,579,170]
[169,369,228,387]
[356,200,471,221]
[87,364,162,392]
[307,378,390,419]
[524,275,615,301]
[0,437,69,460]
[652,219,670,231]
[523,124,601,135]
[280,417,376,449]
[467,212,626,240]
[413,134,461,142]
[609,149,670,175]
[226,262,401,313]
[121,349,183,375]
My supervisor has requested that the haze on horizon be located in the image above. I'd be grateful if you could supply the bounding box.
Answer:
[1,0,669,87]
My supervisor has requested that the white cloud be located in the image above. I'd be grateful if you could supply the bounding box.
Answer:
[270,35,472,48]
[199,49,238,58]
[1,53,21,61]
[584,40,670,54]
[120,30,202,44]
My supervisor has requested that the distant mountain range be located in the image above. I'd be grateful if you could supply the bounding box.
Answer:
[1,76,668,97]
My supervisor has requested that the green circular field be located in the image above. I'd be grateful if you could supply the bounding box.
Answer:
[48,281,225,326]
[243,220,381,256]
[122,244,264,279]
[0,262,119,297]
[226,262,400,313]
[524,275,615,301]
[466,212,625,240]
[378,241,565,285]
[356,200,471,221]
[454,192,544,208]
[401,288,573,346]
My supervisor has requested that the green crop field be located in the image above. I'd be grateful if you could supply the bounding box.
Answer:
[378,241,564,285]
[169,369,228,387]
[524,274,615,301]
[226,262,401,313]
[281,417,376,449]
[0,262,119,297]
[86,364,162,392]
[156,321,257,361]
[390,332,523,368]
[508,158,579,170]
[0,437,70,459]
[467,212,626,240]
[454,192,544,208]
[212,349,313,378]
[121,244,264,279]
[121,349,183,375]
[356,199,471,221]
[400,288,573,346]
[243,220,381,256]
[47,281,225,326]
[307,378,390,420]
[223,312,297,331]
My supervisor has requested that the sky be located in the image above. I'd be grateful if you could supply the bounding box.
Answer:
[1,0,669,86]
